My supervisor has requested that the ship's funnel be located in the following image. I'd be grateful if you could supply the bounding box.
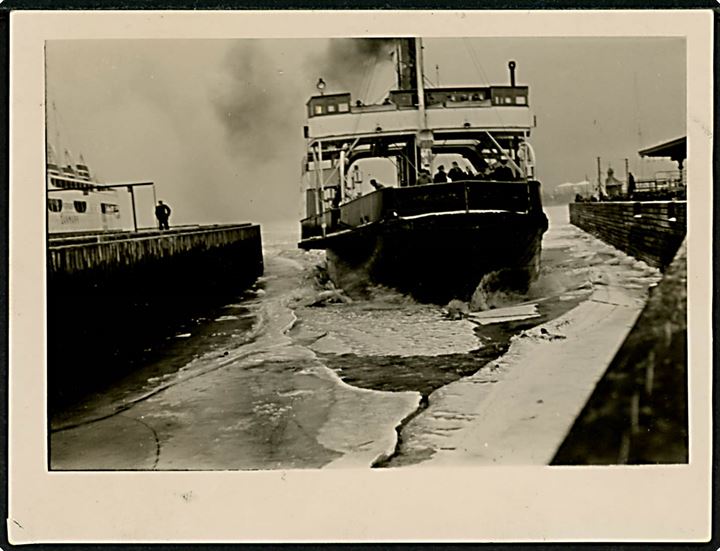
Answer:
[508,61,516,87]
[396,39,418,91]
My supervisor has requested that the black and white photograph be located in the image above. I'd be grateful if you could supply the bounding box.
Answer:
[8,9,713,543]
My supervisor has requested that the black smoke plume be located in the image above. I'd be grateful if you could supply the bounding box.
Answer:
[306,38,398,99]
[211,38,398,183]
[211,42,299,160]
[212,39,398,156]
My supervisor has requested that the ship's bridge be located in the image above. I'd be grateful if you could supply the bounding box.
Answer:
[305,86,533,141]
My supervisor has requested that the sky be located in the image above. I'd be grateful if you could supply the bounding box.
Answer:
[46,37,685,228]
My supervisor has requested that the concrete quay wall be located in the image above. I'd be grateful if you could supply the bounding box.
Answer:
[553,240,688,464]
[568,201,686,270]
[48,224,263,406]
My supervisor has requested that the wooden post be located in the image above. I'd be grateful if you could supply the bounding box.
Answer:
[318,142,326,237]
[127,185,138,232]
[339,148,346,203]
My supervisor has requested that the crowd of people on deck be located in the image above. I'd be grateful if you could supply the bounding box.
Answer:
[428,158,518,184]
[333,156,520,209]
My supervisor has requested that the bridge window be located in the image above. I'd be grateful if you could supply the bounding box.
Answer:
[48,198,62,212]
[515,96,527,105]
[74,200,87,213]
[101,203,119,214]
[338,102,349,113]
[314,105,323,115]
[327,104,336,113]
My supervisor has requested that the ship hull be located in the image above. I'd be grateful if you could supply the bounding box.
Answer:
[322,211,547,303]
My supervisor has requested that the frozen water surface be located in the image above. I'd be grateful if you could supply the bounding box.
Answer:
[50,206,661,469]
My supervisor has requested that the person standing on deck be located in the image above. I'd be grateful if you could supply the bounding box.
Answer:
[433,165,448,183]
[473,158,490,180]
[491,157,515,181]
[417,169,432,185]
[155,200,171,230]
[448,161,466,182]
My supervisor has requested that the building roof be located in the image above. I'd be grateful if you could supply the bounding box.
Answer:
[638,136,686,161]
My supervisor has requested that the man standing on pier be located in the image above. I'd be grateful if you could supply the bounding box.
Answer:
[155,200,171,230]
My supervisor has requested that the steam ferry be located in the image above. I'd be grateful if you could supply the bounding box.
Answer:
[47,146,126,234]
[298,38,548,303]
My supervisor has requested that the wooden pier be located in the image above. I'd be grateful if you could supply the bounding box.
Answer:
[48,224,263,406]
[49,224,262,277]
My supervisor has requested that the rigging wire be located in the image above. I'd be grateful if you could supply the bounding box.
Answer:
[462,39,515,161]
[363,58,379,105]
[358,54,374,104]
[463,39,491,87]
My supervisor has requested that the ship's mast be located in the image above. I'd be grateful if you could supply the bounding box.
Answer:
[409,38,433,174]
[414,38,427,130]
[396,39,416,90]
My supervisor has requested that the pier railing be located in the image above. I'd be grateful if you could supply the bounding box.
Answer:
[634,170,685,199]
[48,223,262,277]
[48,223,254,247]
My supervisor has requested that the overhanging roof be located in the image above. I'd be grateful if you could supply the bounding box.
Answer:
[638,136,686,161]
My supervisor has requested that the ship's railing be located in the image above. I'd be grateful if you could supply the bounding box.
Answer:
[306,106,533,141]
[339,190,385,227]
[300,180,540,241]
[307,86,530,117]
[393,180,531,218]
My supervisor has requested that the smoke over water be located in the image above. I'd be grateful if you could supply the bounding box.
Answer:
[306,38,398,100]
[211,43,301,160]
[212,38,397,157]
[208,38,399,222]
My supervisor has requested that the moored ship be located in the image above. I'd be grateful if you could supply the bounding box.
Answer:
[298,38,548,303]
[47,145,127,234]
